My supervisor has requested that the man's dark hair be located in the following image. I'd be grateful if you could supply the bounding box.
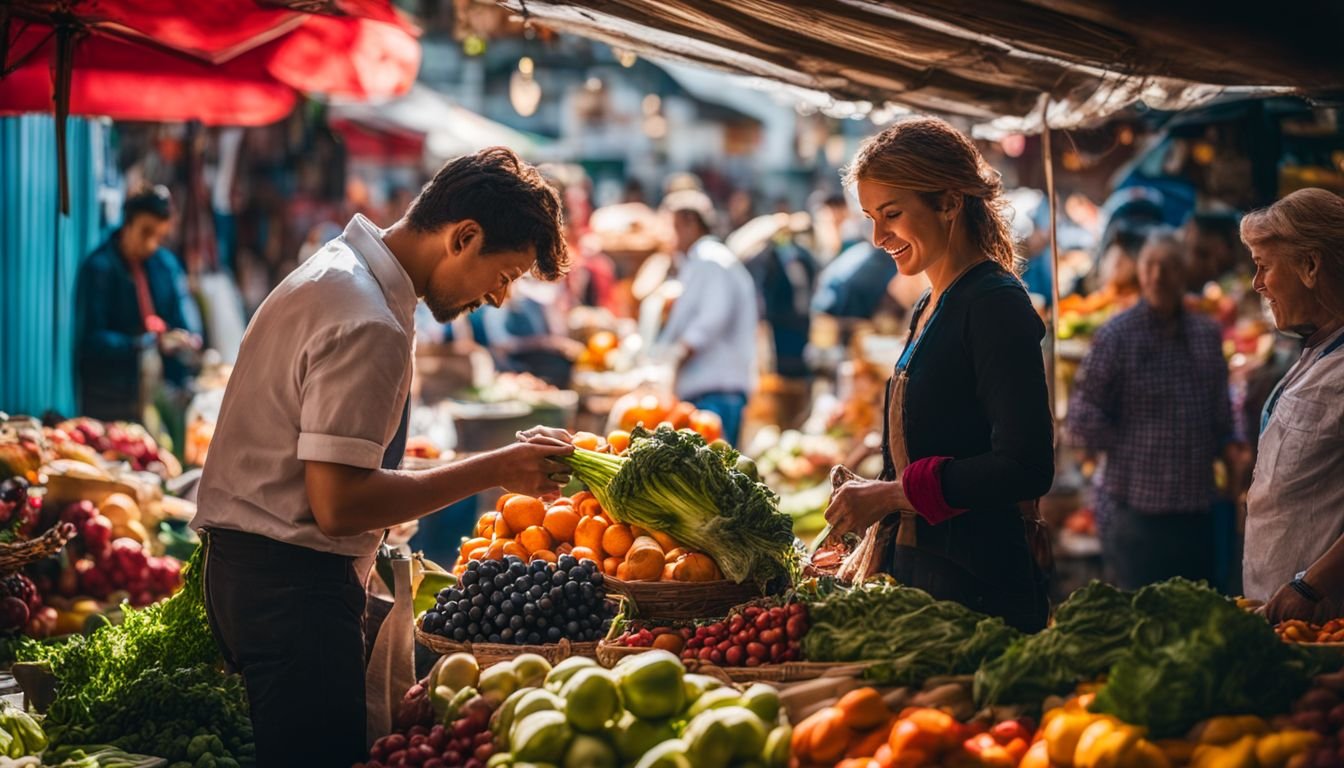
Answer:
[406,147,569,280]
[123,185,172,222]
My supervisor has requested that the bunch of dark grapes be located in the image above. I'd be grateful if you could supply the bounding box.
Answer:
[422,555,610,645]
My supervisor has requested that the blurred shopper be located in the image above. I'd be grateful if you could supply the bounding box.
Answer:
[1184,210,1247,291]
[75,186,203,423]
[480,276,584,387]
[745,219,819,379]
[655,189,758,446]
[1069,229,1243,589]
[1241,189,1344,623]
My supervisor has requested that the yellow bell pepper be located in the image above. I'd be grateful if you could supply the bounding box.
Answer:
[1074,719,1170,768]
[1046,712,1102,767]
[1187,716,1270,746]
[1254,730,1321,768]
[1191,735,1258,768]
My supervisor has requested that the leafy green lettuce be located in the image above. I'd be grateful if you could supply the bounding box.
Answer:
[974,581,1137,710]
[1089,578,1321,737]
[561,425,797,584]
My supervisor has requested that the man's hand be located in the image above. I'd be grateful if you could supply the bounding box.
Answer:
[823,478,907,539]
[516,426,573,445]
[1261,582,1319,624]
[490,439,574,498]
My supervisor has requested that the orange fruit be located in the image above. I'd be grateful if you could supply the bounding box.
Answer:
[602,556,623,576]
[530,549,557,564]
[467,548,486,561]
[661,561,676,580]
[664,547,686,564]
[461,537,491,559]
[631,525,650,539]
[543,506,580,544]
[574,515,608,554]
[607,430,631,454]
[572,431,601,451]
[571,546,600,565]
[518,525,554,555]
[493,515,514,539]
[571,491,594,506]
[502,541,529,560]
[588,330,618,355]
[652,633,685,654]
[485,540,509,561]
[602,524,635,558]
[496,493,519,513]
[593,512,613,527]
[556,542,574,556]
[578,498,603,518]
[502,495,546,533]
[649,530,680,552]
[616,561,630,580]
[475,512,499,538]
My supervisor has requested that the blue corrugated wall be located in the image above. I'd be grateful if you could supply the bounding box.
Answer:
[0,115,112,418]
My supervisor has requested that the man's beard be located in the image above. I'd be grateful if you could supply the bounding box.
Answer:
[427,296,480,323]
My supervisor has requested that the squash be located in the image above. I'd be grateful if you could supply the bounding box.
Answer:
[673,552,721,582]
[624,536,665,580]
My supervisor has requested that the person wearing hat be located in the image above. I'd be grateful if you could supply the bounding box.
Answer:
[656,189,759,445]
[75,185,203,422]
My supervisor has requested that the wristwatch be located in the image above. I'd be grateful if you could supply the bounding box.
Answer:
[1290,570,1324,604]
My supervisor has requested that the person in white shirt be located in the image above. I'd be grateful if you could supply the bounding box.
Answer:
[194,147,573,767]
[656,189,759,445]
[1242,188,1344,624]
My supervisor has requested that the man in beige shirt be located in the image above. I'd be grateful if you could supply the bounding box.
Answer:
[195,148,572,767]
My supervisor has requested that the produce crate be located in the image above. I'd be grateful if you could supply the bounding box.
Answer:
[414,624,597,668]
[604,577,765,622]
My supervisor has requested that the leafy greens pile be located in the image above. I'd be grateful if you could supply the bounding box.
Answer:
[802,578,1021,686]
[974,581,1137,709]
[1088,578,1323,738]
[560,425,797,584]
[44,664,254,767]
[19,548,255,766]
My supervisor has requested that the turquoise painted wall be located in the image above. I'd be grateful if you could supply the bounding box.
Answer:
[0,115,112,418]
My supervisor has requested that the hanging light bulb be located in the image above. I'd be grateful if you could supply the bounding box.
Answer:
[510,57,542,117]
[614,48,638,67]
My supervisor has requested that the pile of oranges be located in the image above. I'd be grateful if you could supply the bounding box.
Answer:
[454,490,725,584]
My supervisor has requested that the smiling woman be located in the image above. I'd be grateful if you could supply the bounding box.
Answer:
[1239,188,1344,625]
[822,116,1054,632]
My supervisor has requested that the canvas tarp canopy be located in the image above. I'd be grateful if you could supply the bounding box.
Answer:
[495,0,1344,131]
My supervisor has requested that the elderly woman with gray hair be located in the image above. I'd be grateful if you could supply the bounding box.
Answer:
[1242,188,1344,623]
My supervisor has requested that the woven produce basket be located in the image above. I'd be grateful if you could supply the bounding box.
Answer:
[415,624,598,668]
[595,640,874,682]
[689,660,876,684]
[0,523,76,575]
[604,577,765,621]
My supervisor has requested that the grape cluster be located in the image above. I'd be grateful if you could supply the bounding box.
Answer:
[423,555,610,645]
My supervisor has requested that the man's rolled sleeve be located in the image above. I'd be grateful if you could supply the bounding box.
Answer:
[296,321,408,469]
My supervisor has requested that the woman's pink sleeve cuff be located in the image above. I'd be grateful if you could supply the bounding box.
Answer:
[902,456,968,525]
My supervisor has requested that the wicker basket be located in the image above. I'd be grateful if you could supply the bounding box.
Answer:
[415,624,598,668]
[0,523,76,575]
[596,639,650,668]
[604,577,765,621]
[595,640,873,683]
